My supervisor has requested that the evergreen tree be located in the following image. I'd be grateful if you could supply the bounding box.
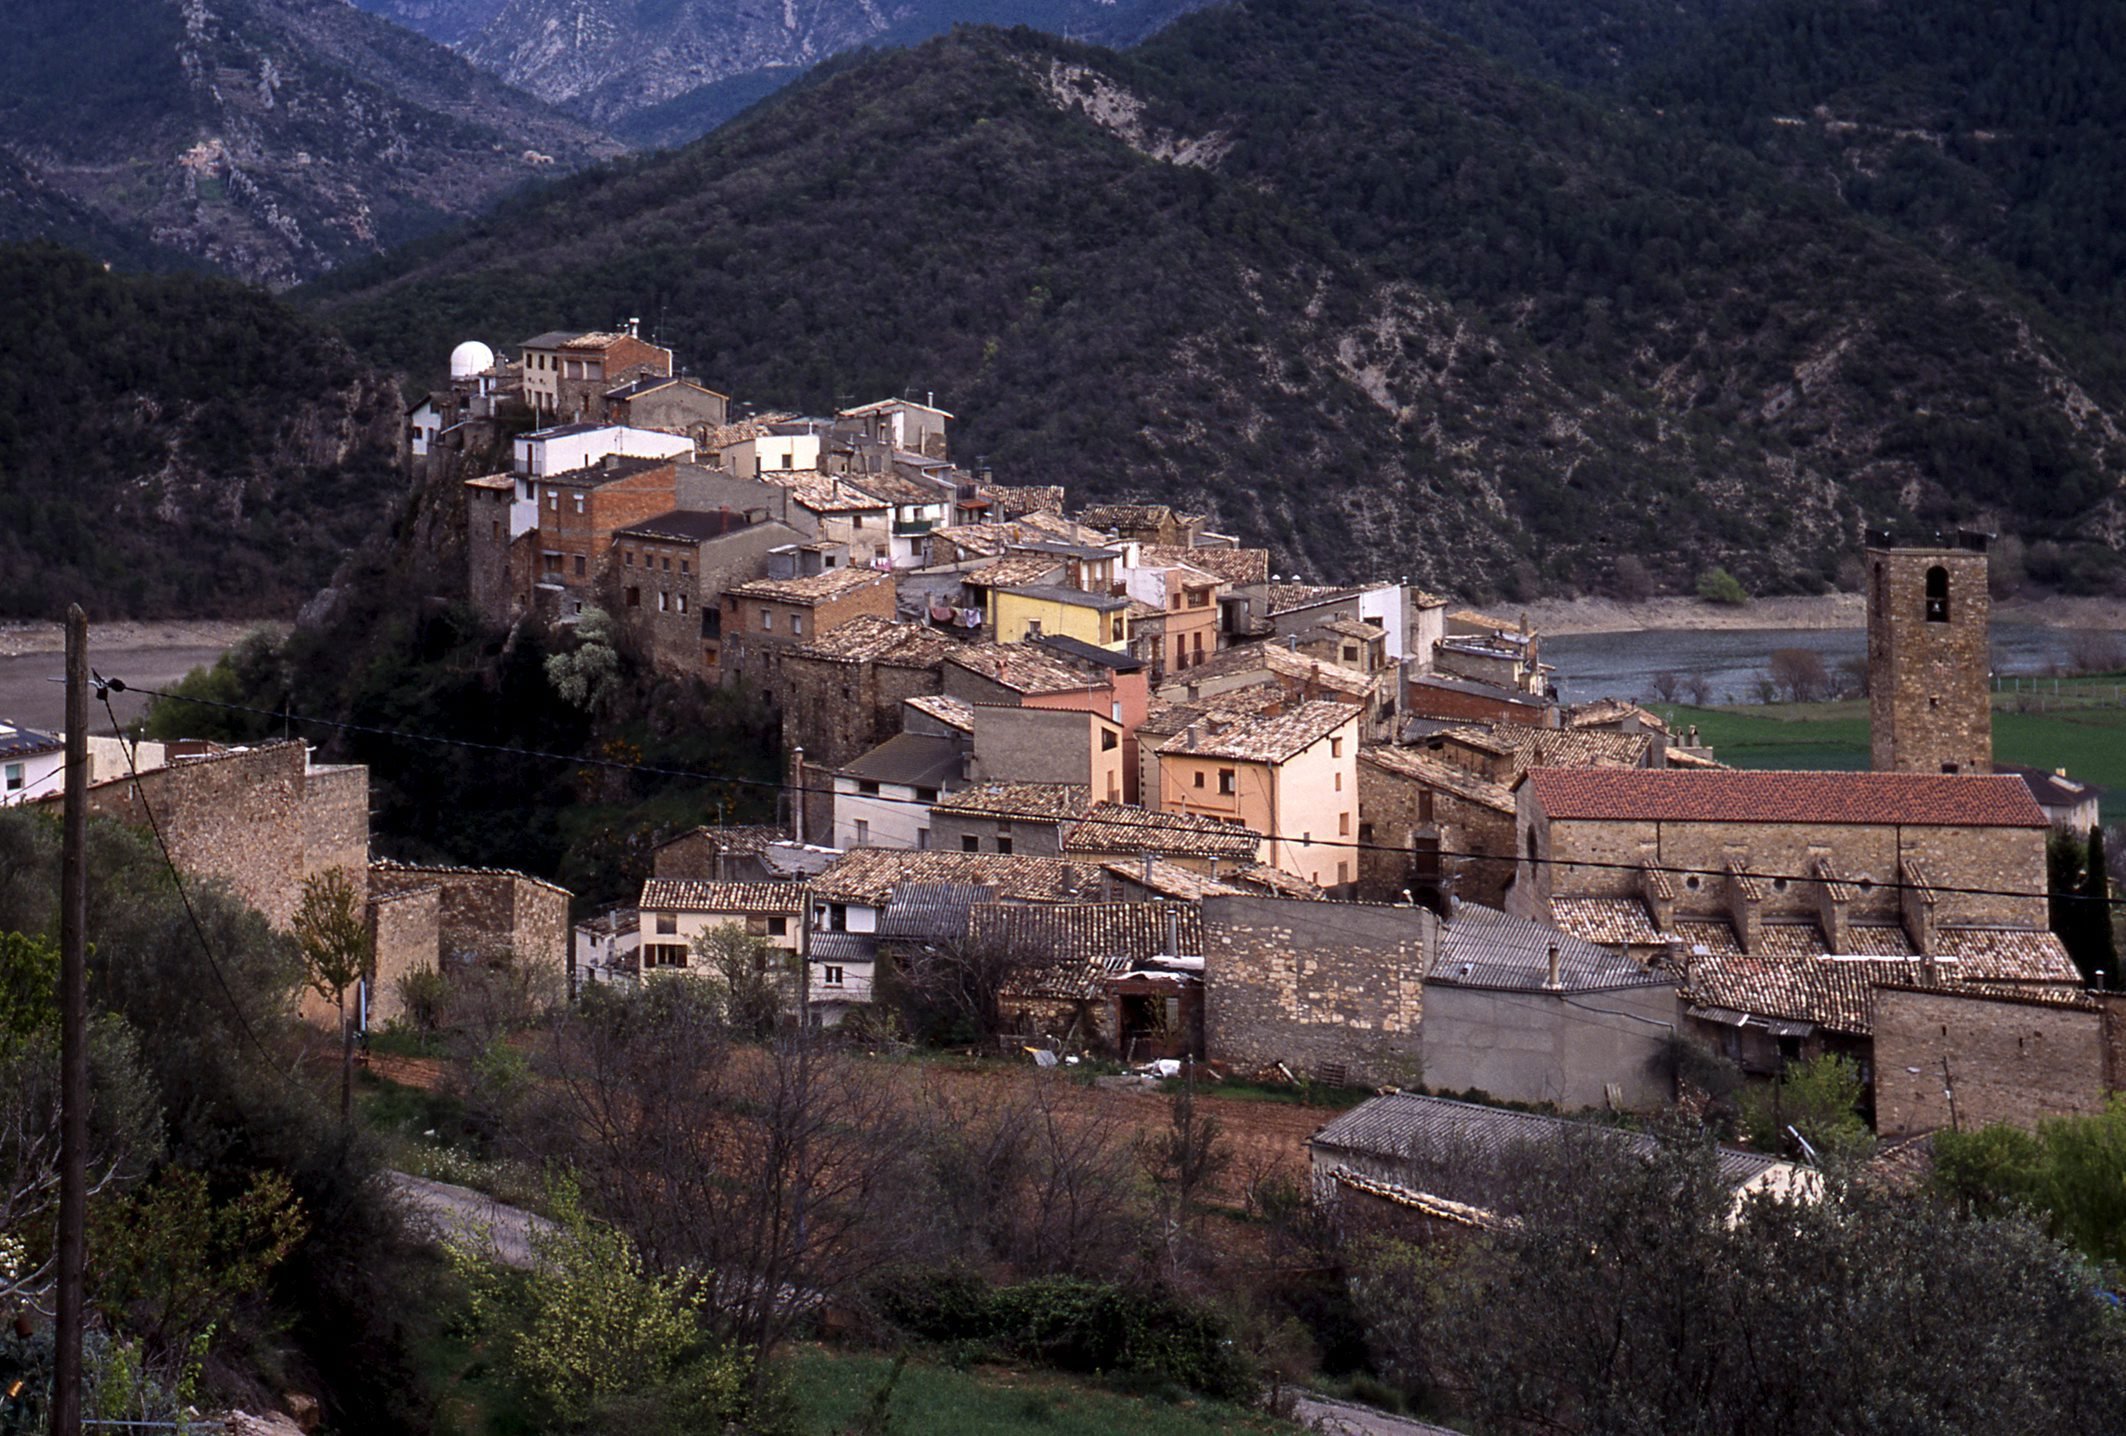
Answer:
[2081,825,2118,988]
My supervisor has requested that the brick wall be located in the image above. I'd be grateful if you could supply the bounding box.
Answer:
[1873,986,2125,1137]
[1202,894,1430,1085]
[367,884,442,1027]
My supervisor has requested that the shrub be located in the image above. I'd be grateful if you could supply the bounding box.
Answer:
[1697,567,1750,606]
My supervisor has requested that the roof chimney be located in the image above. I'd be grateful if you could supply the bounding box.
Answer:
[1143,852,1154,885]
[1166,905,1180,957]
[1543,943,1562,991]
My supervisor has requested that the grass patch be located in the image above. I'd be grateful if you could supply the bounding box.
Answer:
[1655,701,2126,821]
[784,1347,1298,1436]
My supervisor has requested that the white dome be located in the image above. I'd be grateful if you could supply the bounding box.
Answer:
[449,340,496,379]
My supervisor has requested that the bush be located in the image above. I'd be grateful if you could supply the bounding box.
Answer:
[1697,567,1751,606]
[1738,1054,1872,1161]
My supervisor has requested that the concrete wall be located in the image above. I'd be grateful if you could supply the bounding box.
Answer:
[1202,894,1429,1086]
[1873,986,2126,1137]
[1420,981,1680,1111]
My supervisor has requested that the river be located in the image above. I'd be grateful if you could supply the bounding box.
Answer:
[1544,623,2111,706]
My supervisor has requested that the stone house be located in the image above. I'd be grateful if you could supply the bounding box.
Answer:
[719,566,898,695]
[967,704,1127,798]
[652,825,793,883]
[601,375,729,434]
[1404,673,1554,728]
[1082,505,1206,549]
[1200,893,1430,1086]
[464,473,540,622]
[972,900,1206,1057]
[1160,641,1395,742]
[608,509,772,673]
[1154,700,1362,892]
[1422,904,1680,1110]
[775,619,959,772]
[369,859,571,1007]
[525,455,681,611]
[837,397,952,459]
[1356,744,1517,908]
[929,783,1095,857]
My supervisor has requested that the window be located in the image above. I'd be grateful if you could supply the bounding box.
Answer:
[548,492,559,511]
[1218,768,1236,795]
[573,495,585,514]
[858,779,880,796]
[3,763,21,793]
[823,965,845,987]
[962,835,981,852]
[851,515,864,530]
[915,787,938,803]
[660,556,670,572]
[574,555,587,577]
[1101,729,1118,751]
[1025,619,1043,638]
[996,837,1014,856]
[491,521,501,541]
[760,609,774,631]
[792,615,805,637]
[1334,772,1343,792]
[1188,589,1208,608]
[624,550,635,567]
[644,943,687,968]
[1339,812,1351,836]
[654,913,677,935]
[1925,564,1950,623]
[1418,789,1434,823]
[827,903,848,932]
[854,818,870,845]
[1330,737,1343,758]
[916,828,930,850]
[680,561,690,575]
[1343,645,1358,663]
[625,586,640,608]
[1193,771,1206,790]
[677,594,688,614]
[658,591,669,612]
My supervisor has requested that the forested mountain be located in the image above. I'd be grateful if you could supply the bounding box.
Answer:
[0,0,619,285]
[354,0,1210,136]
[0,246,403,617]
[308,1,2126,597]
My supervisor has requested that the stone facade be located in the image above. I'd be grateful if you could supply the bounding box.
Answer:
[72,742,367,931]
[1873,985,2126,1137]
[776,651,947,772]
[1201,894,1430,1085]
[1356,747,1516,907]
[367,883,442,1027]
[1868,544,1993,775]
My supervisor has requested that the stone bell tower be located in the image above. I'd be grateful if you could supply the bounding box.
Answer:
[1865,529,1992,775]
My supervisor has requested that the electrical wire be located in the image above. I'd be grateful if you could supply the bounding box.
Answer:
[113,678,2126,910]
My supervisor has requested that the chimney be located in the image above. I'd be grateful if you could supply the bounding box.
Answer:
[1543,944,1562,991]
[790,746,807,845]
[1166,905,1180,957]
[1143,852,1154,885]
[1185,724,1199,751]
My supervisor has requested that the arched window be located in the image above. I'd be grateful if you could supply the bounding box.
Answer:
[1924,565,1949,623]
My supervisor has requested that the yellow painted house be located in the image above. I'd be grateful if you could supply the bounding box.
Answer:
[993,584,1132,650]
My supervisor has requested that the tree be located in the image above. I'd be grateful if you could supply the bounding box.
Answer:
[1738,1053,1872,1161]
[293,869,372,1122]
[1650,670,1683,703]
[1766,646,1830,702]
[545,606,623,715]
[2081,825,2118,984]
[1141,1069,1230,1274]
[694,923,787,1039]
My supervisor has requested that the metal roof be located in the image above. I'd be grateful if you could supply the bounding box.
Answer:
[1432,904,1674,993]
[875,882,996,941]
[839,733,964,790]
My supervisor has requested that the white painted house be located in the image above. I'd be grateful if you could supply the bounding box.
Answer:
[514,423,694,478]
[0,723,66,805]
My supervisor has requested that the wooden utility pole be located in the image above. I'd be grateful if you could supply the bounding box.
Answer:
[55,605,88,1435]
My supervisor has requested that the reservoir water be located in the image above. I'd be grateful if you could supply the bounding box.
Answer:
[1544,623,2111,707]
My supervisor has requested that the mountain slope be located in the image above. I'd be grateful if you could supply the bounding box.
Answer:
[0,245,403,618]
[306,6,2126,597]
[0,0,621,285]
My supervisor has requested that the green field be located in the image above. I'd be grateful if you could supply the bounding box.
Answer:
[1654,700,2126,823]
[786,1349,1300,1436]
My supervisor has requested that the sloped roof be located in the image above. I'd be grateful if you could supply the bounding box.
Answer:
[1138,545,1270,587]
[794,616,958,666]
[1157,699,1358,764]
[944,643,1105,696]
[1433,905,1673,993]
[1551,897,1669,948]
[1359,745,1517,815]
[876,882,995,942]
[1466,721,1651,772]
[1065,802,1265,860]
[1167,640,1376,699]
[969,901,1204,964]
[652,824,789,855]
[1567,698,1669,735]
[1311,1093,1786,1198]
[810,849,1096,905]
[840,732,963,789]
[1523,769,2049,828]
[932,783,1094,823]
[638,880,805,915]
[1102,857,1251,900]
[727,566,890,605]
[904,695,976,732]
[614,509,754,543]
[961,554,1068,589]
[0,723,63,760]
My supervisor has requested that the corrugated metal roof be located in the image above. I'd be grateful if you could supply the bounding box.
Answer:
[876,882,995,941]
[1432,905,1673,993]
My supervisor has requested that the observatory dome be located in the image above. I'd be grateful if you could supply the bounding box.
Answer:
[449,340,496,379]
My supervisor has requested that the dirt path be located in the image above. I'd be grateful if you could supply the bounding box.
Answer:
[389,1170,552,1269]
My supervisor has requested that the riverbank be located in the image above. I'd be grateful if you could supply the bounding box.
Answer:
[0,619,282,732]
[1522,593,2126,637]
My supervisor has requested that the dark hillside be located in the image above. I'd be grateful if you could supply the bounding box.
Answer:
[306,5,2126,596]
[0,245,403,618]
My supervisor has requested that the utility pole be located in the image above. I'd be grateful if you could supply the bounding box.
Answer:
[55,605,88,1436]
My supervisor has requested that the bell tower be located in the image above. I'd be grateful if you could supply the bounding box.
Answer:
[1865,530,1992,774]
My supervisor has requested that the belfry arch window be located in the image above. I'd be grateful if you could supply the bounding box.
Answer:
[1924,565,1949,623]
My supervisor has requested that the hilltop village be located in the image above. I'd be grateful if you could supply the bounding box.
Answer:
[24,324,2103,1161]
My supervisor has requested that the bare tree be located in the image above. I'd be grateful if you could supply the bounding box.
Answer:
[891,936,1050,1045]
[1651,670,1684,704]
[293,868,372,1122]
[1767,648,1831,703]
[1684,673,1715,706]
[1141,1069,1230,1275]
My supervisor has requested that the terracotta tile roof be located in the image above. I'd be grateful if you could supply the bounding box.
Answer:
[932,783,1094,822]
[1522,769,2050,828]
[1078,503,1202,531]
[1267,583,1361,615]
[1934,927,2080,982]
[1014,510,1112,546]
[1065,802,1266,860]
[961,554,1068,588]
[944,643,1107,696]
[638,880,806,914]
[1358,745,1517,815]
[1157,699,1359,764]
[975,484,1066,518]
[652,824,790,855]
[1136,687,1288,740]
[1102,856,1252,900]
[1566,698,1668,735]
[809,849,1097,905]
[926,523,1009,558]
[1138,545,1269,587]
[727,567,891,606]
[1165,641,1376,700]
[793,616,958,666]
[1447,608,1530,635]
[1551,897,1668,947]
[1227,863,1330,900]
[760,472,888,515]
[1315,617,1383,641]
[1673,948,2082,1037]
[904,694,975,732]
[465,473,514,491]
[842,468,951,507]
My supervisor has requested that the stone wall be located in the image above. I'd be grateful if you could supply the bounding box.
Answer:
[777,654,944,771]
[367,884,442,1027]
[76,742,368,932]
[466,483,520,623]
[1202,894,1429,1085]
[371,862,572,1007]
[1872,986,2126,1137]
[1867,546,1992,775]
[1356,761,1515,907]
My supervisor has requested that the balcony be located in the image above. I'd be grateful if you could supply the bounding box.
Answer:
[893,516,936,537]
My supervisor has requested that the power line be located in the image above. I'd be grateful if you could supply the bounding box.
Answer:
[114,679,2125,911]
